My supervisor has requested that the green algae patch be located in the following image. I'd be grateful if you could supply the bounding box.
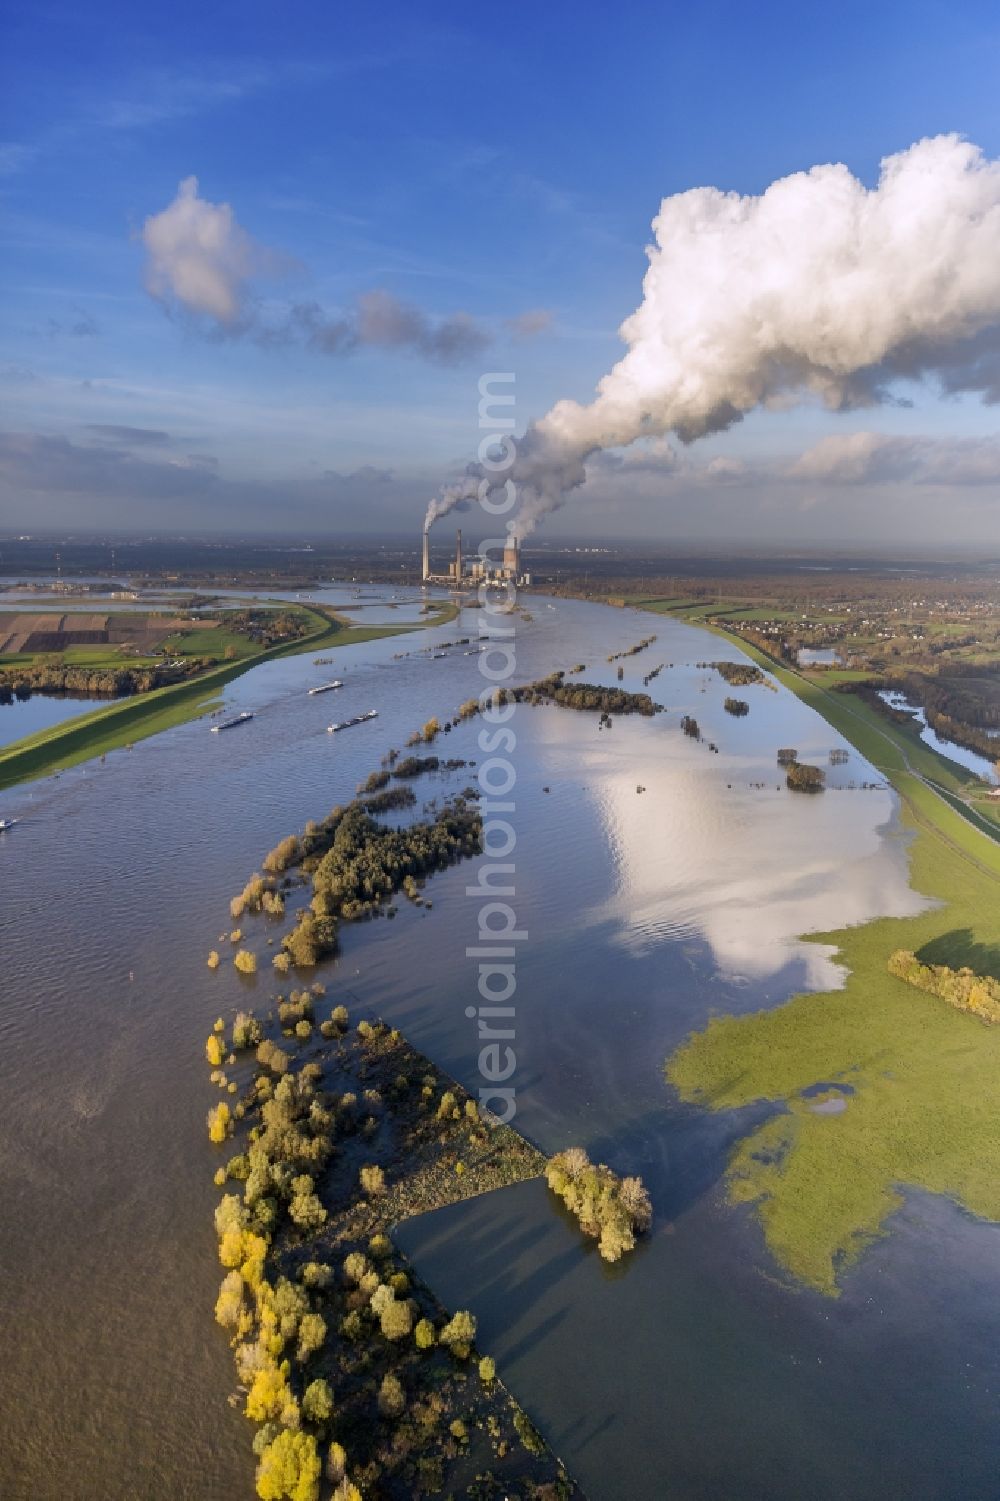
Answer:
[666,793,1000,1297]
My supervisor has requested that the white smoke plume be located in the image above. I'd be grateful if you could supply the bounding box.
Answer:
[423,470,480,533]
[427,134,1000,539]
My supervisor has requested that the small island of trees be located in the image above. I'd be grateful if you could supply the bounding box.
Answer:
[786,762,826,793]
[710,660,766,687]
[545,1148,652,1262]
[498,673,662,717]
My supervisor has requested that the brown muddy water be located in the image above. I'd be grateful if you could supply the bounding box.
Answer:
[2,587,996,1500]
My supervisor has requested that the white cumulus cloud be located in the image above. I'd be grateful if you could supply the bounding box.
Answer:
[141,176,271,325]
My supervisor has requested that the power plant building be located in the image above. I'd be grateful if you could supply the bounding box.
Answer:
[420,527,530,587]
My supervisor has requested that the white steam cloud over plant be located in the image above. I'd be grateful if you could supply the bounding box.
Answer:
[427,134,1000,540]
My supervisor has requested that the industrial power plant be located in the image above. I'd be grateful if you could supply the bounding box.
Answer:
[421,527,530,588]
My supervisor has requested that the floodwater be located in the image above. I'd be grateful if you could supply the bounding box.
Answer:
[878,688,999,784]
[1,589,997,1501]
[0,694,107,747]
[796,646,838,666]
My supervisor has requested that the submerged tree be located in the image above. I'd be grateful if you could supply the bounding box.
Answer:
[786,762,826,793]
[545,1148,652,1262]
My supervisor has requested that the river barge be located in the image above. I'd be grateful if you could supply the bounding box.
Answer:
[210,712,255,733]
[327,710,378,733]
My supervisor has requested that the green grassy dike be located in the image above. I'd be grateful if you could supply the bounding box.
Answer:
[0,602,458,792]
[657,608,1000,1296]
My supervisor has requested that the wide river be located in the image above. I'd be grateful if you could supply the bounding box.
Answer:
[2,587,998,1500]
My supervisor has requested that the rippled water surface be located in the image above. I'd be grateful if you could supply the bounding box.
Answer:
[2,589,997,1501]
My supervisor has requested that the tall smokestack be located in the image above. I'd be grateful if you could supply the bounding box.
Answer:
[422,531,430,582]
[455,528,462,580]
[503,537,518,575]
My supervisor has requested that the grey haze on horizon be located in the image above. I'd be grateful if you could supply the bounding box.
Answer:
[2,417,1000,548]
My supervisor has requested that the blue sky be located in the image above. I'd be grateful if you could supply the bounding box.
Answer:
[2,0,1000,544]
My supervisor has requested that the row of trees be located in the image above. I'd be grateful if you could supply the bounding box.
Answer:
[888,950,1000,1023]
[0,660,196,700]
[392,755,440,779]
[607,634,657,662]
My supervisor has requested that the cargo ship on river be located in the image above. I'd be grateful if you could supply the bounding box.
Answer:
[327,710,378,733]
[210,712,255,733]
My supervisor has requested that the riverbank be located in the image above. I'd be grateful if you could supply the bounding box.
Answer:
[0,602,458,792]
[662,607,1000,1296]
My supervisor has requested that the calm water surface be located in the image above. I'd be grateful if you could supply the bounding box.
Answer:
[878,688,999,784]
[2,590,996,1501]
[0,695,107,747]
